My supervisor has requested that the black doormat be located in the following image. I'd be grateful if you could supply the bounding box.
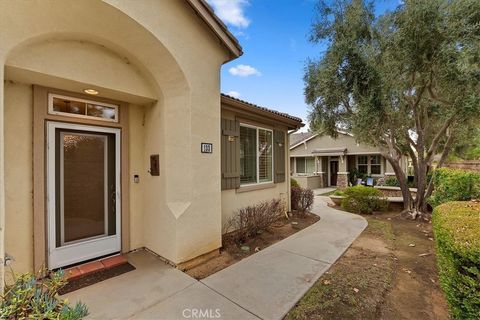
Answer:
[58,263,136,295]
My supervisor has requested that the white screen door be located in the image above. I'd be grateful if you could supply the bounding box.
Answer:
[47,122,121,269]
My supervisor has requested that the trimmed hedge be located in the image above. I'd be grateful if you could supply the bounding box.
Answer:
[428,168,480,208]
[341,185,388,214]
[433,201,480,319]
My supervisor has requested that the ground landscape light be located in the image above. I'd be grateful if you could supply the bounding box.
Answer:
[83,88,99,95]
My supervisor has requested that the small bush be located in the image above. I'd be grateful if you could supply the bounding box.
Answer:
[428,168,480,208]
[333,190,344,196]
[291,187,302,210]
[225,199,285,243]
[297,188,314,214]
[0,270,88,319]
[291,178,300,188]
[341,185,387,214]
[433,201,480,319]
[384,176,400,187]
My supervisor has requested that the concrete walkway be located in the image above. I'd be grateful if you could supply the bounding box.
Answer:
[65,196,367,320]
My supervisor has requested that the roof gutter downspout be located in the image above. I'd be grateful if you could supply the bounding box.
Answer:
[286,128,301,213]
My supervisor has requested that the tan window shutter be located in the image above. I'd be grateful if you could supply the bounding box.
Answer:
[221,118,240,190]
[274,129,286,183]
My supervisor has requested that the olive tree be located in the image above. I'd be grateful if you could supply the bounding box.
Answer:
[305,0,480,218]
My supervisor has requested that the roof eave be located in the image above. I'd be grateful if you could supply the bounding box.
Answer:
[221,95,303,130]
[185,0,243,61]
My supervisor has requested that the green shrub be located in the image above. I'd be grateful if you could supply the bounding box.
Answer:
[348,168,366,186]
[291,178,300,188]
[428,168,480,208]
[341,185,388,214]
[432,201,480,319]
[0,270,88,319]
[333,190,344,196]
[384,176,400,187]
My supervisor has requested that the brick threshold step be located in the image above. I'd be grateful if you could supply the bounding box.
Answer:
[64,255,128,281]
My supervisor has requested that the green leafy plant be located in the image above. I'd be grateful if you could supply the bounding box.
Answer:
[428,168,480,208]
[432,201,480,319]
[0,269,88,319]
[348,168,366,186]
[291,178,300,188]
[341,186,387,214]
[384,176,400,187]
[333,190,344,196]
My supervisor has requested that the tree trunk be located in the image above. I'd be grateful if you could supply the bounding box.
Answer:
[385,157,413,211]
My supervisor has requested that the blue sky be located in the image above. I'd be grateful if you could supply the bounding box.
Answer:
[207,0,401,131]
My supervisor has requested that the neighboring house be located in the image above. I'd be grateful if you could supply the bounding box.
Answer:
[0,0,302,286]
[290,132,408,189]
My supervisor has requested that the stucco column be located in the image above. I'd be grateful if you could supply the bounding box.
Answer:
[316,156,326,188]
[286,141,292,212]
[337,155,349,188]
[0,62,5,292]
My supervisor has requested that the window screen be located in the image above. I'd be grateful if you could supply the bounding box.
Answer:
[240,126,257,184]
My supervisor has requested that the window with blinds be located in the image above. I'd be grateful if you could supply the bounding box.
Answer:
[239,125,273,185]
[357,155,368,174]
[370,155,381,174]
[258,129,273,182]
[240,126,257,184]
[306,157,316,173]
[296,157,316,175]
[296,157,306,174]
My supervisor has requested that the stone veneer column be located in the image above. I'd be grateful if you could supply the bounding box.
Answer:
[337,155,349,189]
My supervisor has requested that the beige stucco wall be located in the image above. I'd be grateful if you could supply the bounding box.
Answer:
[220,107,291,228]
[294,176,323,189]
[128,105,146,250]
[0,0,233,277]
[4,82,33,275]
[221,183,289,231]
[290,132,382,157]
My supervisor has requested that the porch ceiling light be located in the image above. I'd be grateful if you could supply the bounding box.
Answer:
[83,88,99,95]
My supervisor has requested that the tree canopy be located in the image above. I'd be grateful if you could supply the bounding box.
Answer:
[305,0,480,216]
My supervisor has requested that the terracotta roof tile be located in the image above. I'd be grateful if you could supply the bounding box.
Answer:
[221,93,303,123]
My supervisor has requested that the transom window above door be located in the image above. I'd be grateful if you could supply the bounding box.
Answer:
[239,124,273,185]
[48,94,119,122]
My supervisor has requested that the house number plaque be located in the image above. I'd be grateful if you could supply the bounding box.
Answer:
[201,143,213,154]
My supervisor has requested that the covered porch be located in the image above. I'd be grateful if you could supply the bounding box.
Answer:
[291,151,393,188]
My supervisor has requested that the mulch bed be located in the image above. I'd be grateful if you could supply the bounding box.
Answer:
[58,263,135,295]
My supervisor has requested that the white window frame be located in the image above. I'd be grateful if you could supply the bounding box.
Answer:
[355,154,383,176]
[48,93,119,123]
[240,123,274,186]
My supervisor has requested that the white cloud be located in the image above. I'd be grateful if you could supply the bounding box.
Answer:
[228,64,261,77]
[207,0,250,28]
[226,91,241,98]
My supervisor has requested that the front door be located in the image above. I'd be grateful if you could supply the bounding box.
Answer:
[330,161,339,186]
[47,122,121,269]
